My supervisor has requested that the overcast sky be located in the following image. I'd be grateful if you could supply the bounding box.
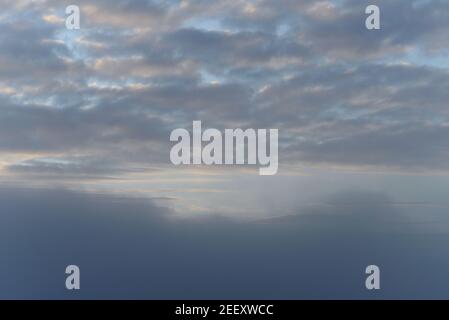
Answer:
[1,0,449,299]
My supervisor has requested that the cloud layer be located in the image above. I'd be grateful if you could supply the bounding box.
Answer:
[0,0,449,175]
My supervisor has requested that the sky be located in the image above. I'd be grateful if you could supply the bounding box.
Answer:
[1,0,449,299]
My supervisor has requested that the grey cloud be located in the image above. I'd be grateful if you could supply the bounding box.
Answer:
[296,122,449,170]
[256,63,449,170]
[6,155,144,177]
[0,23,70,81]
[0,98,170,151]
[164,28,310,70]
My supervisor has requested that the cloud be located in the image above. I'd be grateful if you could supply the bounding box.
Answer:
[1,0,449,176]
[6,155,142,177]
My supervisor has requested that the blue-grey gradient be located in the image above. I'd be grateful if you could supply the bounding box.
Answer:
[2,187,449,299]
